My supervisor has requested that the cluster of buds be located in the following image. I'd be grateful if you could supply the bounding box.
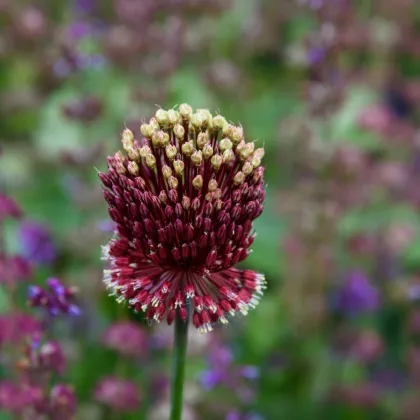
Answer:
[100,105,266,332]
[28,278,80,316]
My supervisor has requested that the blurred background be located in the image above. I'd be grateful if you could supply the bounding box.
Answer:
[2,0,420,419]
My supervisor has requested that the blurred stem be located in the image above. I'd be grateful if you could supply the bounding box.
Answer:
[170,310,189,420]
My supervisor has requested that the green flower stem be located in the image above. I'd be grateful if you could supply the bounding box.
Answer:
[170,310,189,420]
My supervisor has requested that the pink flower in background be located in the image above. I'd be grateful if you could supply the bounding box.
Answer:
[94,376,140,412]
[0,255,31,285]
[0,313,42,346]
[49,384,77,420]
[0,193,22,221]
[358,104,393,135]
[334,271,379,314]
[102,321,148,358]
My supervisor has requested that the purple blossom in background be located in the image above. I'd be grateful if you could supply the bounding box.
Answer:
[28,278,80,317]
[94,376,140,412]
[307,47,325,65]
[75,0,95,14]
[226,411,264,420]
[19,221,57,266]
[199,342,259,402]
[240,366,260,380]
[67,21,91,40]
[97,219,116,233]
[227,411,241,420]
[199,369,226,390]
[371,370,406,392]
[335,271,379,314]
[298,0,346,8]
[53,50,106,78]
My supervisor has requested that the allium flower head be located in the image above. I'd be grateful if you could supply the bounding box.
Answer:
[99,105,266,332]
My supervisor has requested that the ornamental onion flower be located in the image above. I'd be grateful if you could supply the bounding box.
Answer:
[99,105,266,333]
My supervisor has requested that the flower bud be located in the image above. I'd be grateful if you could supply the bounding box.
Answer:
[179,103,193,120]
[219,138,233,152]
[115,163,126,174]
[239,142,254,160]
[127,161,139,175]
[223,149,234,163]
[202,144,214,159]
[145,154,156,168]
[192,175,203,189]
[156,109,168,127]
[197,109,212,128]
[212,115,228,131]
[166,144,177,160]
[167,109,179,126]
[173,124,185,140]
[234,171,245,185]
[149,117,160,132]
[182,140,194,156]
[208,179,218,192]
[254,147,265,159]
[191,112,204,130]
[121,129,134,149]
[159,190,168,202]
[197,132,209,149]
[152,131,168,148]
[231,126,243,144]
[114,151,125,163]
[162,165,172,179]
[168,176,178,189]
[242,161,253,175]
[222,124,234,138]
[173,160,185,175]
[191,150,203,166]
[127,147,139,160]
[251,155,261,168]
[140,145,151,158]
[182,196,191,210]
[140,123,150,138]
[211,154,223,171]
